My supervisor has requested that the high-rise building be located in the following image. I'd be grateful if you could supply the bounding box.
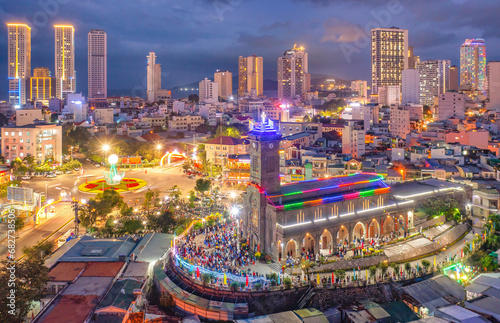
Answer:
[238,55,263,97]
[418,60,450,106]
[460,38,487,95]
[389,106,410,138]
[342,121,365,158]
[199,78,218,104]
[371,27,408,94]
[27,67,56,106]
[487,62,500,110]
[449,65,459,91]
[377,85,401,106]
[54,25,76,101]
[88,29,107,106]
[351,80,367,98]
[402,69,420,105]
[214,70,232,98]
[7,23,31,107]
[146,52,171,103]
[408,46,420,69]
[277,45,310,101]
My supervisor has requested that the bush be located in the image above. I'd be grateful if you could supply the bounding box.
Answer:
[254,282,262,290]
[284,277,292,289]
[230,281,239,290]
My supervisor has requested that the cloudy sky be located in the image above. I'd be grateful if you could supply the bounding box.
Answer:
[1,0,499,97]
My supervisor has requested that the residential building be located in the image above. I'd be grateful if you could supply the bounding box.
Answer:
[460,38,487,95]
[54,25,76,101]
[199,104,217,126]
[27,67,55,106]
[389,106,410,138]
[7,23,31,107]
[277,45,310,101]
[205,136,248,166]
[342,121,365,158]
[488,61,500,111]
[88,29,107,106]
[378,85,401,106]
[238,55,263,96]
[436,92,465,121]
[168,115,204,131]
[94,108,114,124]
[371,27,408,94]
[402,69,420,104]
[449,65,459,91]
[146,52,171,103]
[1,123,62,163]
[418,60,450,106]
[16,108,47,126]
[63,93,88,123]
[445,129,489,149]
[199,78,218,104]
[214,70,232,98]
[351,80,367,98]
[408,46,420,69]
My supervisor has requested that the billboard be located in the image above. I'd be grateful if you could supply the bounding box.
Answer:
[7,186,33,204]
[121,157,142,165]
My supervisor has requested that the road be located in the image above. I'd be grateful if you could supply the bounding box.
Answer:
[0,202,75,260]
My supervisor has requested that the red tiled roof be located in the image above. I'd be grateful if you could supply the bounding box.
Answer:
[236,116,253,121]
[43,295,99,323]
[206,136,245,146]
[48,262,87,282]
[126,312,145,323]
[80,262,125,277]
[140,133,163,142]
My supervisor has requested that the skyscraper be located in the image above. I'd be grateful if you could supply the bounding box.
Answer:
[460,38,487,95]
[214,70,232,98]
[7,23,31,107]
[401,69,420,105]
[487,62,500,110]
[418,60,450,106]
[277,45,310,101]
[54,25,76,101]
[88,29,107,106]
[449,65,459,91]
[146,52,171,102]
[238,55,263,97]
[371,27,408,94]
[27,67,56,106]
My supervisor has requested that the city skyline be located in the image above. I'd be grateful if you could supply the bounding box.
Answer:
[1,0,500,98]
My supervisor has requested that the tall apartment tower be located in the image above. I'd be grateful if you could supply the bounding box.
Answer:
[408,46,420,69]
[487,62,500,110]
[27,67,56,106]
[214,70,232,98]
[238,55,263,97]
[7,23,31,107]
[460,39,487,95]
[351,80,367,98]
[146,52,161,103]
[401,69,420,105]
[371,27,408,94]
[54,25,76,101]
[449,65,459,91]
[277,45,310,101]
[199,78,219,104]
[418,60,450,106]
[88,29,107,106]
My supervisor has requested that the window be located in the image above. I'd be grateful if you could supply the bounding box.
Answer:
[18,132,22,136]
[4,132,7,136]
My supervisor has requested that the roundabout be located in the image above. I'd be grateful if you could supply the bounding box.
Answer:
[78,177,147,193]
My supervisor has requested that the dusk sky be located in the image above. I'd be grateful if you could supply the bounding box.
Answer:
[1,0,500,98]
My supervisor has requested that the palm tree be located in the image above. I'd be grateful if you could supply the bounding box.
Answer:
[301,260,315,281]
[379,262,388,281]
[195,178,211,196]
[404,262,412,278]
[369,266,377,283]
[421,260,431,273]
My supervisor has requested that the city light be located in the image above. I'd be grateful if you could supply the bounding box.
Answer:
[102,144,110,152]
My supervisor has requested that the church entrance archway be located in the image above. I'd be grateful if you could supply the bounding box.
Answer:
[337,226,349,246]
[368,219,380,238]
[320,229,333,255]
[353,222,366,241]
[383,216,395,236]
[303,233,315,256]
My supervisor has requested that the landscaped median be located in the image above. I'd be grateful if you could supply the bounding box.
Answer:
[77,178,147,193]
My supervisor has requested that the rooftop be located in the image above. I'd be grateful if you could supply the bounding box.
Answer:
[58,235,138,262]
[96,278,143,312]
[206,136,245,146]
[62,277,114,297]
[39,295,99,323]
[130,232,173,263]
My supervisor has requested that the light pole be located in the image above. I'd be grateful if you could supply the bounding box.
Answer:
[156,144,162,166]
[70,146,73,160]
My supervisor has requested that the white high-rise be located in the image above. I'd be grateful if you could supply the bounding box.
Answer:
[342,121,365,158]
[147,52,161,103]
[351,80,367,98]
[418,60,450,106]
[278,45,310,101]
[371,27,408,94]
[199,78,218,104]
[7,23,31,107]
[88,29,107,106]
[54,25,76,101]
[402,69,420,105]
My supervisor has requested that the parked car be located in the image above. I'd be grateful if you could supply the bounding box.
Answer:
[55,170,62,175]
[65,170,72,174]
[46,174,57,178]
[21,176,31,180]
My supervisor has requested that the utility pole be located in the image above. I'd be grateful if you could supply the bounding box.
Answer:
[72,201,80,237]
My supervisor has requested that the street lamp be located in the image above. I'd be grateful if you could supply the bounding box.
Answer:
[102,144,110,152]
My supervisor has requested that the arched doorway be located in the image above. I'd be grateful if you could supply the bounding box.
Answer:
[286,240,298,258]
[337,226,349,246]
[368,219,380,238]
[303,233,315,255]
[383,216,395,236]
[397,215,406,236]
[353,222,366,242]
[319,229,333,255]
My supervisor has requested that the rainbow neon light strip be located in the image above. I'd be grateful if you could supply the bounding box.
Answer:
[276,187,390,211]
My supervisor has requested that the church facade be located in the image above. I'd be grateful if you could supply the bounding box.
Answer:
[242,116,471,259]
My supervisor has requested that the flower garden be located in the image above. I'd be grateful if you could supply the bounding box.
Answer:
[78,178,147,193]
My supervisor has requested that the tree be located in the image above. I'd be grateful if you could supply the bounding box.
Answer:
[120,204,133,218]
[122,219,144,234]
[421,260,431,273]
[480,255,498,272]
[390,263,401,279]
[182,160,192,171]
[14,216,25,232]
[379,262,388,280]
[369,266,377,283]
[300,260,315,281]
[188,94,199,103]
[303,115,311,122]
[201,273,211,286]
[0,258,49,322]
[148,210,176,233]
[404,262,412,277]
[486,235,500,250]
[195,178,211,196]
[22,241,54,261]
[143,189,160,216]
[284,277,292,289]
[335,269,346,283]
[169,185,182,202]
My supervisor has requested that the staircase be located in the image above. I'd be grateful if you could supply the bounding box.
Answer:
[295,285,314,309]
